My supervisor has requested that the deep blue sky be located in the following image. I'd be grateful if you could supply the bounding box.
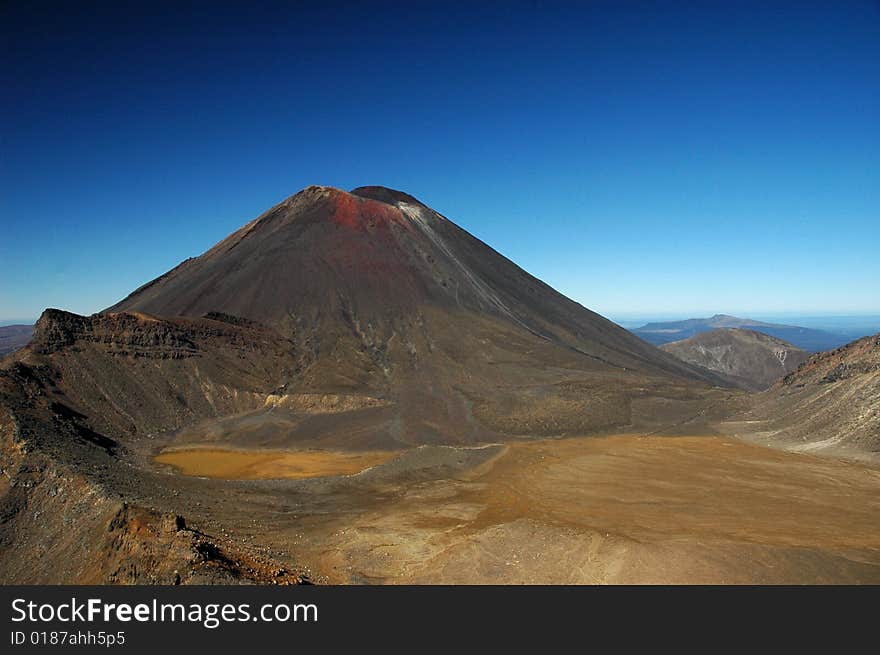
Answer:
[1,0,878,324]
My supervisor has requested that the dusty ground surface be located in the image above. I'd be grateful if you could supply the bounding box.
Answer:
[151,433,880,584]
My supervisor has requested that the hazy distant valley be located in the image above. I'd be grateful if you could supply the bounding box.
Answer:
[0,324,33,357]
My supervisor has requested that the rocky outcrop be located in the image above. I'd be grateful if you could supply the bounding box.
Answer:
[33,309,202,357]
[30,308,285,359]
[6,310,301,441]
[0,449,305,584]
[0,368,308,585]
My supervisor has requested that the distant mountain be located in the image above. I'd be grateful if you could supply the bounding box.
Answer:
[631,314,848,352]
[660,328,810,391]
[0,324,33,357]
[722,333,880,460]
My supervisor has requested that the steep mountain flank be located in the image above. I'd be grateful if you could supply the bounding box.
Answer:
[721,333,880,460]
[109,186,718,379]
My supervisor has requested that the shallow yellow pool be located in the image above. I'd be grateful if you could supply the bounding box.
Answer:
[155,448,396,480]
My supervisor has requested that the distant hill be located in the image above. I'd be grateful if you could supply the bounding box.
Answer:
[660,328,810,391]
[0,324,33,357]
[632,314,847,352]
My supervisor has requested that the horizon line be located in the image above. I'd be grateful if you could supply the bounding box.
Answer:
[4,309,880,328]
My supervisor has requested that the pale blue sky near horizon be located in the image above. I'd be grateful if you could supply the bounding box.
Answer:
[2,1,878,325]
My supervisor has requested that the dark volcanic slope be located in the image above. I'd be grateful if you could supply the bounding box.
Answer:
[110,185,712,381]
[661,328,810,391]
[0,324,34,357]
[633,314,847,352]
[105,184,728,442]
[721,333,880,460]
